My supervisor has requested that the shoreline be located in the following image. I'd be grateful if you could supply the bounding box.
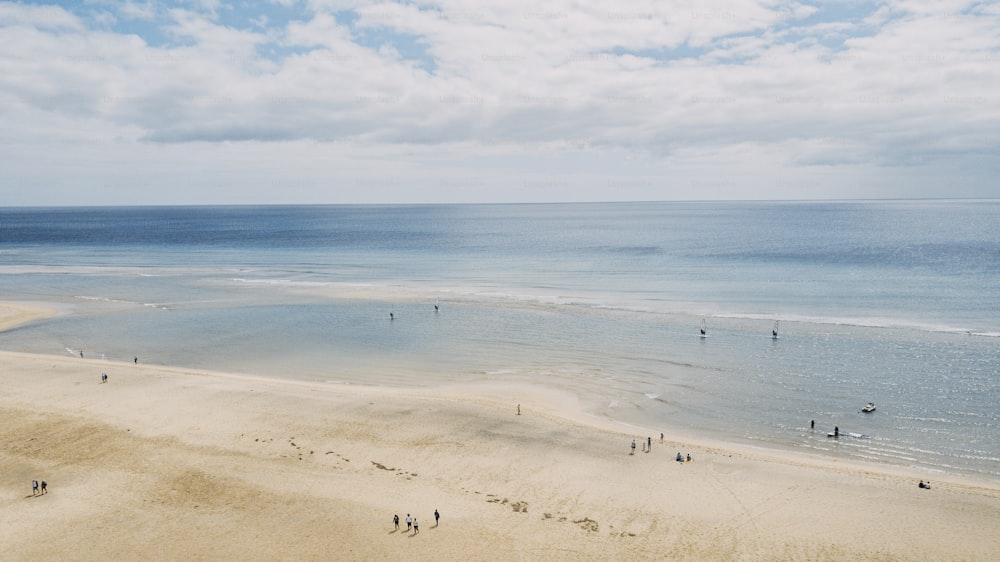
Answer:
[1,300,997,489]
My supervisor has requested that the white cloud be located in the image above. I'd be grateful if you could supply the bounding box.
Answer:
[0,2,82,29]
[118,0,158,21]
[0,0,998,204]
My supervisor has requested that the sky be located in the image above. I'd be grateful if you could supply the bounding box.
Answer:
[0,0,998,205]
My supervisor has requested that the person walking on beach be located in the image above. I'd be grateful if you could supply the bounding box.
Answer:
[134,356,138,364]
[101,373,108,383]
[394,514,399,530]
[413,518,419,534]
[406,514,412,531]
[434,509,440,526]
[32,480,38,496]
[631,439,636,455]
[40,480,47,494]
[647,436,652,452]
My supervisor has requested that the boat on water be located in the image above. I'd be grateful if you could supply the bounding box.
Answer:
[862,402,876,413]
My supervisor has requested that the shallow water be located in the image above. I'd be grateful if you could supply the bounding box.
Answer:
[1,201,997,480]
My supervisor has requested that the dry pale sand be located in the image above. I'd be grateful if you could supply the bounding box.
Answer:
[2,303,998,561]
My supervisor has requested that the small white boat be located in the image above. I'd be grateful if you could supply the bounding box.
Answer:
[861,402,876,413]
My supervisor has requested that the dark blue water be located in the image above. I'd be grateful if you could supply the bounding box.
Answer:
[1,200,998,480]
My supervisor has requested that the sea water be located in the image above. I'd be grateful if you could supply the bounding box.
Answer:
[1,201,998,481]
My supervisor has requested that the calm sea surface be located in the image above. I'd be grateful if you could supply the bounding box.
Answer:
[1,201,998,480]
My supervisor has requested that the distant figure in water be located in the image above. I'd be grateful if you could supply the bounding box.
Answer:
[80,350,84,358]
[389,312,394,320]
[134,356,138,364]
[811,419,815,429]
[834,426,839,438]
[434,304,439,311]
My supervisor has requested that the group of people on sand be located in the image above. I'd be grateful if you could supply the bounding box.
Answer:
[393,510,439,535]
[630,438,692,463]
[918,480,932,489]
[632,436,656,454]
[31,480,47,496]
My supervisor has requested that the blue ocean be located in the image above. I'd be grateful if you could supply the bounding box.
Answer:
[1,201,998,481]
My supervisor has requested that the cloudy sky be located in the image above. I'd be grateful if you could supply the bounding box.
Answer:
[1,0,998,205]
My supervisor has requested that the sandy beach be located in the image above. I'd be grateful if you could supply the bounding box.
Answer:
[2,304,998,561]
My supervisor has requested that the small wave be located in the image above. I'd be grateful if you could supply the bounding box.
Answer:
[229,278,328,288]
[75,295,133,304]
[644,393,661,399]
